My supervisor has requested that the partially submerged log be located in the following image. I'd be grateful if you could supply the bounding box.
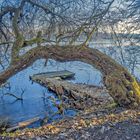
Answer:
[31,70,75,80]
[31,75,114,110]
[6,117,40,132]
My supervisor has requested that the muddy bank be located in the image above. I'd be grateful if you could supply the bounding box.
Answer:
[2,106,140,140]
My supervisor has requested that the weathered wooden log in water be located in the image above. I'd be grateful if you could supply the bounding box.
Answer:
[31,75,114,109]
[31,70,75,80]
[6,117,40,132]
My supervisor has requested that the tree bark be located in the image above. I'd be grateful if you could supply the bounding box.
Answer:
[0,45,140,107]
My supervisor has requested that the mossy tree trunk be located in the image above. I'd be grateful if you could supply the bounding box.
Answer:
[0,45,140,108]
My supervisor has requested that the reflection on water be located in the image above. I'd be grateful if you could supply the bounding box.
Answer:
[0,43,140,126]
[0,59,102,125]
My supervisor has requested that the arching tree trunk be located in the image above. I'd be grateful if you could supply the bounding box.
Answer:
[0,45,140,107]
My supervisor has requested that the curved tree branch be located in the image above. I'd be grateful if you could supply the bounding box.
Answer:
[0,45,140,107]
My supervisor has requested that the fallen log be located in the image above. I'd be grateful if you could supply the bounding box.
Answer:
[6,117,40,132]
[31,75,114,110]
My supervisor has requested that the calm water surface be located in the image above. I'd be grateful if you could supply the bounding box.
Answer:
[0,59,102,126]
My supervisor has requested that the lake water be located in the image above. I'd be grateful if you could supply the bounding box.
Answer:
[0,59,102,126]
[0,43,140,127]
